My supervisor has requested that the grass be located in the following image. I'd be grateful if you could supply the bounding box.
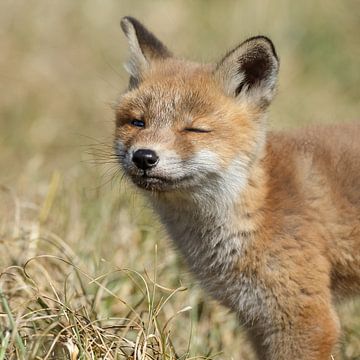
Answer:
[0,185,235,359]
[0,0,359,359]
[0,203,190,359]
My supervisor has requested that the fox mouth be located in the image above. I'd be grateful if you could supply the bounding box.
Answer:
[130,172,190,191]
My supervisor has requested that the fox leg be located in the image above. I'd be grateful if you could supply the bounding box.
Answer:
[246,296,340,360]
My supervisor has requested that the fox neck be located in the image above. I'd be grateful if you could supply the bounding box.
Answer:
[149,154,268,308]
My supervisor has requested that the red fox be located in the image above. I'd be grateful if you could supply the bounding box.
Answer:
[115,16,360,359]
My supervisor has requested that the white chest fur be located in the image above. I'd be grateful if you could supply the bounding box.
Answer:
[153,199,267,324]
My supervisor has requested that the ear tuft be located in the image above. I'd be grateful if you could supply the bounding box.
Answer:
[215,36,279,109]
[120,16,172,88]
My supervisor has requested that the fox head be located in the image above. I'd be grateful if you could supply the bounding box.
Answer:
[115,17,278,201]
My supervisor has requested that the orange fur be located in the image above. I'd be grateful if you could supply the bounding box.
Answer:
[114,17,359,359]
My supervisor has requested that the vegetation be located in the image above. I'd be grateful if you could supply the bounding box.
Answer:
[0,1,359,358]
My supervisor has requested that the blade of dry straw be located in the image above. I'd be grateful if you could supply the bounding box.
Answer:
[0,287,26,358]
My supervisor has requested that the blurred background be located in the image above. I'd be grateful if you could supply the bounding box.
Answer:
[0,1,359,359]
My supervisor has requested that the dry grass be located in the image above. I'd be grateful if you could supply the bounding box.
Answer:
[0,186,204,359]
[0,1,359,359]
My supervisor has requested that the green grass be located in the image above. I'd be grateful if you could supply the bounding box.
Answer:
[0,0,359,358]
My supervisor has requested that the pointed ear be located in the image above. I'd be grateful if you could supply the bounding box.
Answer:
[120,16,172,88]
[215,36,279,109]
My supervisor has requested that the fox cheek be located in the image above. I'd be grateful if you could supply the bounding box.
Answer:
[188,150,221,172]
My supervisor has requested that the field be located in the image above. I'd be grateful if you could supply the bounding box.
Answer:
[1,1,360,359]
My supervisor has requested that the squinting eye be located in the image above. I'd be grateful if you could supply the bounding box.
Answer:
[131,119,145,128]
[184,127,212,133]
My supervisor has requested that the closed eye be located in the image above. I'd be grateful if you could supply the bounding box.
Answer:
[184,127,212,133]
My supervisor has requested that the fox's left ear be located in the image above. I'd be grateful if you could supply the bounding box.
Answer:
[215,36,279,109]
[120,16,172,88]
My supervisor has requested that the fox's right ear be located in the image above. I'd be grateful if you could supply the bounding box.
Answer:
[120,16,172,88]
[215,36,279,110]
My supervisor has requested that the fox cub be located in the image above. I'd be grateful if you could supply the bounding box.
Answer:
[115,16,360,359]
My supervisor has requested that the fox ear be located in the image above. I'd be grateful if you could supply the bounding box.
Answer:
[215,36,279,109]
[120,16,172,88]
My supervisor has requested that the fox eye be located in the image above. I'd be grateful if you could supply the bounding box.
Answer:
[130,119,145,128]
[184,127,212,133]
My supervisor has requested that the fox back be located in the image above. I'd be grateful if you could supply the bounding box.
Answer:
[114,17,360,360]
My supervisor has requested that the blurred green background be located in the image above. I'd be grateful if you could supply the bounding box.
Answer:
[1,0,359,182]
[0,1,359,359]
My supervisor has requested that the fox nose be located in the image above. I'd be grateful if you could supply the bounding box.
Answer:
[132,149,159,170]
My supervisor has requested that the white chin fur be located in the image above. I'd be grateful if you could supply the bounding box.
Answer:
[187,150,249,205]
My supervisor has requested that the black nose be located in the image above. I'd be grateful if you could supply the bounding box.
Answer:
[132,149,159,170]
